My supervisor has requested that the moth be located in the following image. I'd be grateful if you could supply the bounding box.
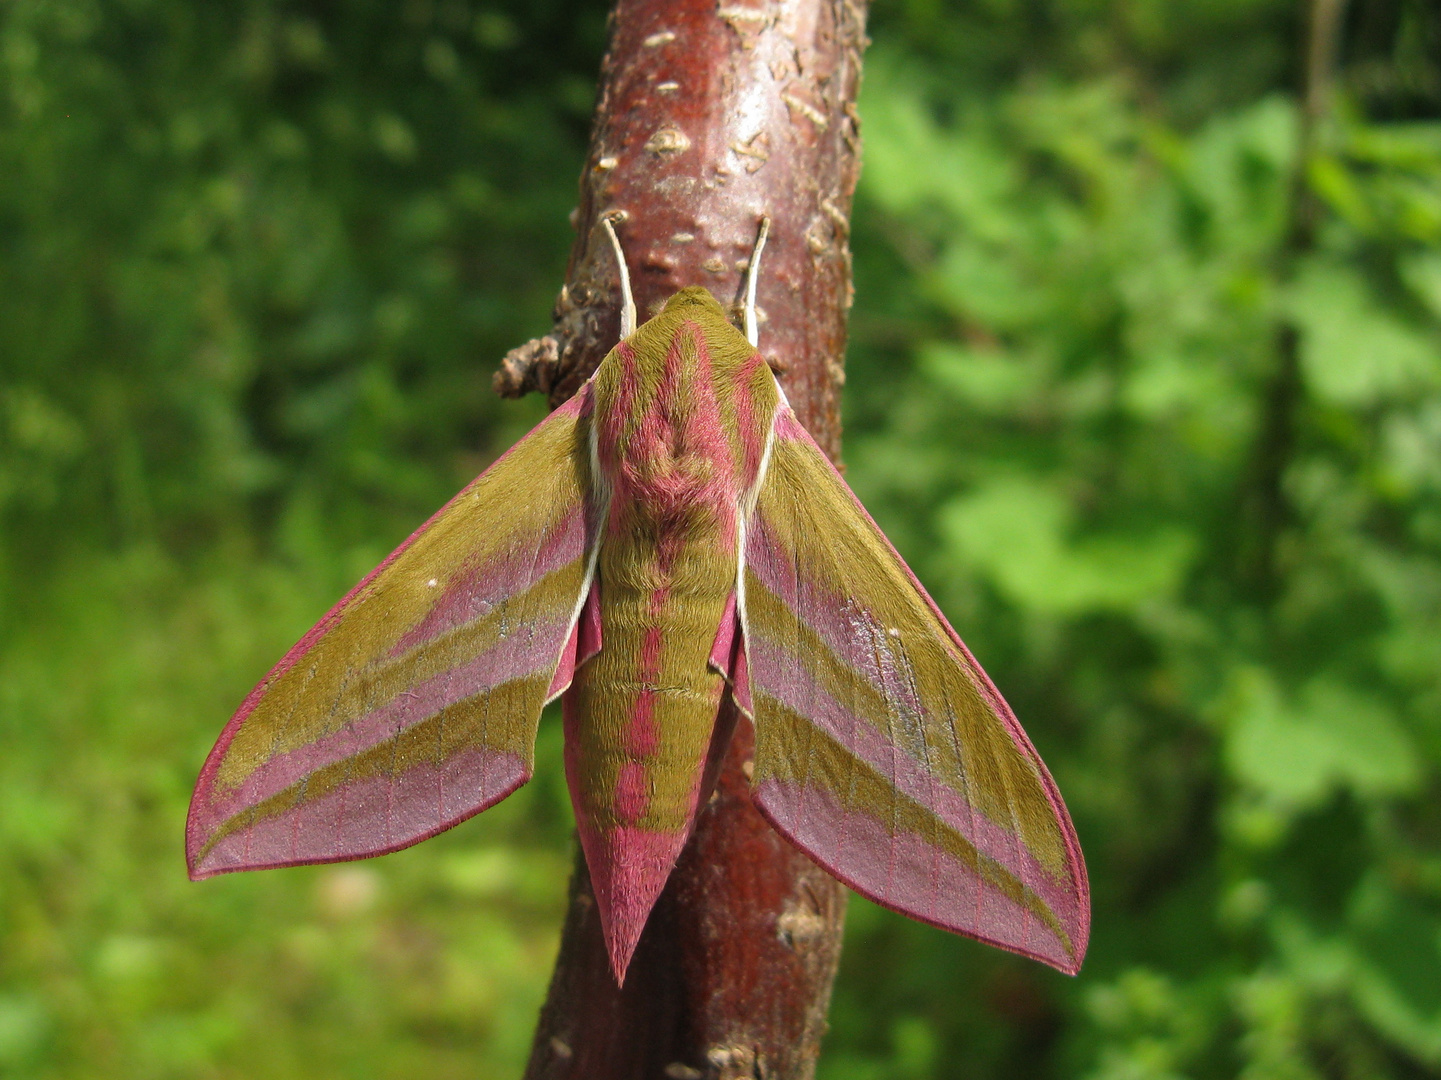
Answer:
[188,219,1089,981]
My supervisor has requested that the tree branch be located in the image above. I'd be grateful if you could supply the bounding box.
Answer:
[507,1,870,1076]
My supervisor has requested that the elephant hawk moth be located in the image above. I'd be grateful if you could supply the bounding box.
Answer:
[187,219,1089,982]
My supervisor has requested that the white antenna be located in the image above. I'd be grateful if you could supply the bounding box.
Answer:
[744,216,770,348]
[601,215,635,339]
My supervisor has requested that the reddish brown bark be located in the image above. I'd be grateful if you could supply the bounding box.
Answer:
[504,0,869,1076]
[496,0,865,462]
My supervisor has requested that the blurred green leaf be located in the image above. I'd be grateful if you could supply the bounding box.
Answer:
[941,477,1193,615]
[919,342,1043,411]
[1400,251,1441,320]
[1224,669,1421,809]
[1343,879,1441,1062]
[0,994,49,1069]
[1291,260,1440,405]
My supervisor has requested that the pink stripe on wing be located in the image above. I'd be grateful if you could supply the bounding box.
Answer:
[765,408,1025,732]
[193,747,529,878]
[547,577,605,702]
[391,502,588,657]
[203,616,569,819]
[748,632,1074,917]
[546,616,580,701]
[746,523,928,726]
[754,776,1081,972]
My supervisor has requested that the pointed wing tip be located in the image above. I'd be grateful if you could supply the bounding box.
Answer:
[185,841,254,881]
[990,900,1089,975]
[1048,938,1087,976]
[752,790,1092,974]
[186,848,246,882]
[184,814,214,881]
[1045,920,1089,976]
[187,861,220,882]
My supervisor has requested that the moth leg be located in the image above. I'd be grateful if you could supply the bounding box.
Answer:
[744,215,771,348]
[601,215,636,339]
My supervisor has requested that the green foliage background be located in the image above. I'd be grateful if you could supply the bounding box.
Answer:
[2,1,1439,1076]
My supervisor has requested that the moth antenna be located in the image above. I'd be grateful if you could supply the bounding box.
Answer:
[744,216,770,348]
[601,215,635,339]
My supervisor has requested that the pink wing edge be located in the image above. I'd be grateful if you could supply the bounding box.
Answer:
[187,389,597,881]
[736,405,1091,975]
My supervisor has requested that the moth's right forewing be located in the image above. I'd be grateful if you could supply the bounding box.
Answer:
[188,390,601,879]
[741,409,1090,974]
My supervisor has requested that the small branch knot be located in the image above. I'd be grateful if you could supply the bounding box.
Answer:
[493,335,562,399]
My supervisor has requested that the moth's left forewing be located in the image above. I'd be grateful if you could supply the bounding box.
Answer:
[188,391,600,879]
[739,407,1090,974]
